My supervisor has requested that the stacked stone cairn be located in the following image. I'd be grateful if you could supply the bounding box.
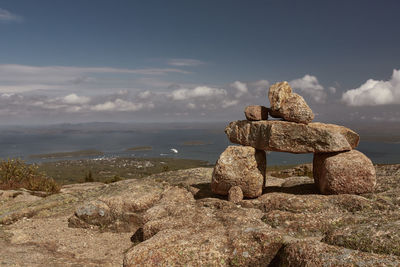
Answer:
[211,81,376,202]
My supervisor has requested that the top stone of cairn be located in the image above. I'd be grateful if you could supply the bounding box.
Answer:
[268,81,314,124]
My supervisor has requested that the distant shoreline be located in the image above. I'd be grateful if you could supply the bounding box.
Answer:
[29,149,104,159]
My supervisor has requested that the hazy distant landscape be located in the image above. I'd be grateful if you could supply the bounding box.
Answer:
[0,121,399,172]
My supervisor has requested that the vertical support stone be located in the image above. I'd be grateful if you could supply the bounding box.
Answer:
[313,150,376,194]
[211,146,266,198]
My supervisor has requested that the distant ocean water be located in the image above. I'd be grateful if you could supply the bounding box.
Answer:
[0,128,399,166]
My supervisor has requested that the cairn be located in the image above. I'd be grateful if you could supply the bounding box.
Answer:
[211,81,376,201]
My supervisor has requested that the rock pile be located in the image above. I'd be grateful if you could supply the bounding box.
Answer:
[211,81,376,197]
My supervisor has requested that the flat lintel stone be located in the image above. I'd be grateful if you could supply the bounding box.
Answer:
[225,120,359,154]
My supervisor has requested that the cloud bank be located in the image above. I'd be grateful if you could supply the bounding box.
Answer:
[169,86,227,100]
[2,65,340,123]
[0,64,189,93]
[342,69,400,106]
[289,75,327,103]
[4,62,396,123]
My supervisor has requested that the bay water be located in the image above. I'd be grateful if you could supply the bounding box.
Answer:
[0,125,399,166]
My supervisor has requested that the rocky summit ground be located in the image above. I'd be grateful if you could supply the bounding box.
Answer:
[1,164,400,266]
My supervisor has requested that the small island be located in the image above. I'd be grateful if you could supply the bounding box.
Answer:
[126,146,153,151]
[181,140,211,146]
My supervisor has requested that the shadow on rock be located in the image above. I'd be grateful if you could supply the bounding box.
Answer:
[189,182,226,200]
[263,183,319,195]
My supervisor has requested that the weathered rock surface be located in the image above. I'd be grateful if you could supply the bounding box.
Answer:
[1,164,399,266]
[0,181,139,266]
[244,105,268,121]
[276,241,400,266]
[68,179,163,232]
[268,81,292,111]
[323,218,400,256]
[268,81,314,124]
[124,187,283,266]
[279,93,314,124]
[211,146,266,198]
[228,185,243,203]
[225,120,359,153]
[314,150,376,194]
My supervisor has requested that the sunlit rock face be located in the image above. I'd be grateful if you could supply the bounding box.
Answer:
[313,150,376,195]
[268,81,314,124]
[211,145,266,198]
[225,120,359,153]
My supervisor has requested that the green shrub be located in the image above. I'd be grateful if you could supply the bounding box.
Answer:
[84,170,94,182]
[0,158,60,193]
[162,165,170,172]
[104,175,124,184]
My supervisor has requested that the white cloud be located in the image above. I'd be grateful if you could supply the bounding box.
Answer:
[65,106,83,113]
[90,99,154,112]
[138,90,151,99]
[62,94,90,105]
[1,93,14,99]
[342,69,400,106]
[90,101,116,111]
[170,86,227,100]
[0,91,157,114]
[290,74,327,103]
[167,58,204,67]
[328,86,337,94]
[251,80,270,95]
[186,103,196,109]
[0,74,332,122]
[231,81,248,98]
[222,99,239,108]
[0,8,22,22]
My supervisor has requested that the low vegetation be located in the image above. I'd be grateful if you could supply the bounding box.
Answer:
[0,155,311,193]
[37,157,210,185]
[0,159,60,193]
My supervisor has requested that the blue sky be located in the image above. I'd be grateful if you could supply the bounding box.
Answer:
[0,0,399,124]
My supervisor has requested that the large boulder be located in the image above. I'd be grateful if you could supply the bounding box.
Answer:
[244,105,268,121]
[225,120,359,153]
[268,81,314,124]
[313,150,376,194]
[211,146,266,198]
